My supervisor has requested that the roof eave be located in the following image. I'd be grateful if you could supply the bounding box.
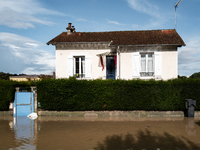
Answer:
[110,44,186,47]
[47,41,111,45]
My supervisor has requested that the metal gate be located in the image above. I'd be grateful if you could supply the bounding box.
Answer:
[13,92,34,116]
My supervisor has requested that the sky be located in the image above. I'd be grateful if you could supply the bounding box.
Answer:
[0,0,200,77]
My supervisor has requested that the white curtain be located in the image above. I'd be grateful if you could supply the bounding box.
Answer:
[81,57,85,74]
[141,54,146,72]
[148,54,153,72]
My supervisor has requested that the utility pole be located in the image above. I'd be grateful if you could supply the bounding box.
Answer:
[175,0,182,30]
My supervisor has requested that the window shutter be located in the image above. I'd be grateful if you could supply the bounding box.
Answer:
[154,52,162,79]
[132,52,140,78]
[85,56,91,79]
[67,56,73,78]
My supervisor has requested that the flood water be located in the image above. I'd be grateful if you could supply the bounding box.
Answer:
[0,116,200,150]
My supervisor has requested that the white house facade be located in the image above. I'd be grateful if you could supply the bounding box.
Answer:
[47,23,185,80]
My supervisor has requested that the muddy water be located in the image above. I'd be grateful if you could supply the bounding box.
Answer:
[0,116,200,150]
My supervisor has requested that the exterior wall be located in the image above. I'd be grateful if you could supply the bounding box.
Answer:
[56,49,110,79]
[119,51,177,80]
[162,51,178,80]
[55,44,178,80]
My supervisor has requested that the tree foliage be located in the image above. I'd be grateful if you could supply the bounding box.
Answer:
[0,72,17,80]
[189,72,200,79]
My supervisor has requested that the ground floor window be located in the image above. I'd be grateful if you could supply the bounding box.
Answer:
[140,53,154,77]
[74,56,85,78]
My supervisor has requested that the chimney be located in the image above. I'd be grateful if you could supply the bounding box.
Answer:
[72,26,76,32]
[66,23,72,35]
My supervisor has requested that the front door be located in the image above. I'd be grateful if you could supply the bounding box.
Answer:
[106,56,116,80]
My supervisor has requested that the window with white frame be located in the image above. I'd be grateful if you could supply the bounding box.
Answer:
[140,53,154,77]
[74,56,85,78]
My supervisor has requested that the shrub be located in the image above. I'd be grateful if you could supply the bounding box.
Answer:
[36,78,200,111]
[0,80,36,111]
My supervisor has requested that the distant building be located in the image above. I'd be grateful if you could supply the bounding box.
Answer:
[9,75,40,81]
[47,23,185,80]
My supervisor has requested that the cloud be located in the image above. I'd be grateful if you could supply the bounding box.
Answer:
[107,20,122,25]
[126,0,172,30]
[0,32,55,74]
[76,18,87,22]
[178,37,200,76]
[126,0,159,18]
[0,0,65,29]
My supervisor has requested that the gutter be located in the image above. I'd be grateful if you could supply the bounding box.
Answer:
[117,46,121,79]
[47,41,110,46]
[47,41,185,47]
[109,44,186,47]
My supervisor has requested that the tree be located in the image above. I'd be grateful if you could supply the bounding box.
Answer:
[0,72,14,80]
[189,72,200,79]
[178,75,187,79]
[39,74,53,79]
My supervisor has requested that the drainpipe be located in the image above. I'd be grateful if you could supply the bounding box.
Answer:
[117,46,121,79]
[108,40,113,47]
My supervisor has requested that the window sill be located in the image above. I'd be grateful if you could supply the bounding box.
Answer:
[140,76,155,80]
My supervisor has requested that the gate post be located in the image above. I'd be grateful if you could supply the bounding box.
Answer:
[31,86,37,113]
[13,87,20,117]
[16,87,20,92]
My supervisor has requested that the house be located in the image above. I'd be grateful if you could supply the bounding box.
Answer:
[47,23,185,80]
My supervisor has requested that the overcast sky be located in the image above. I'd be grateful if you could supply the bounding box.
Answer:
[0,0,200,77]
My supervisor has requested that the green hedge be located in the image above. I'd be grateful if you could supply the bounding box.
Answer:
[1,78,200,111]
[0,80,15,110]
[0,80,36,111]
[36,78,200,111]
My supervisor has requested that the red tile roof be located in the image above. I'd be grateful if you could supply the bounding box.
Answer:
[47,29,185,46]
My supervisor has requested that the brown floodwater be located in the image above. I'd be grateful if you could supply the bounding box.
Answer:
[0,116,200,150]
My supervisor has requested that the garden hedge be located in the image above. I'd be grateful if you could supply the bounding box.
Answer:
[0,80,36,111]
[1,78,200,111]
[36,78,200,111]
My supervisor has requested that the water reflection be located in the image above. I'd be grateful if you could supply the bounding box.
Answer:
[0,116,200,150]
[94,131,199,150]
[0,116,36,150]
[12,116,36,150]
[186,118,196,136]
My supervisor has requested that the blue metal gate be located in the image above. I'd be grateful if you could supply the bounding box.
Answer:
[13,92,34,116]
